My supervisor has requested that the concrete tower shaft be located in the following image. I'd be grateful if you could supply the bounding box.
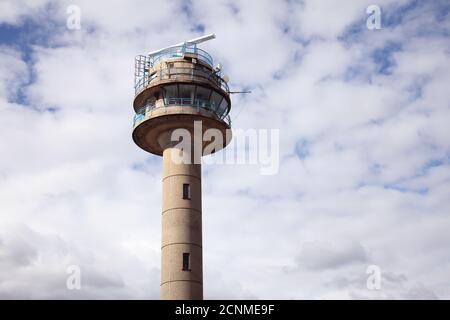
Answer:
[161,147,202,299]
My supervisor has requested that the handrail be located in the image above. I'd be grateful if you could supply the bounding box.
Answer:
[133,99,231,127]
[150,45,213,67]
[134,65,229,94]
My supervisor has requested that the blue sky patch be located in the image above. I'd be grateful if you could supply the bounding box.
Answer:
[295,139,309,159]
[383,183,429,195]
[371,41,402,75]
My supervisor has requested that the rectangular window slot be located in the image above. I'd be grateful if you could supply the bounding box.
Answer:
[183,183,191,200]
[182,253,190,271]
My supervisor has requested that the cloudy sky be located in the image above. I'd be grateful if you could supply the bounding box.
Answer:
[0,0,449,299]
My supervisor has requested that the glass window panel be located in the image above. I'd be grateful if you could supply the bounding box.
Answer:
[217,98,229,117]
[195,86,211,102]
[162,84,178,99]
[210,91,223,112]
[179,84,195,101]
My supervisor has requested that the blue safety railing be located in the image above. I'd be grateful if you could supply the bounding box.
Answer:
[164,97,216,109]
[133,99,231,127]
[134,65,229,94]
[150,45,213,67]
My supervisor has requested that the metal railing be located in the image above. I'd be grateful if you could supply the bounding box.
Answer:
[135,55,150,90]
[133,99,231,127]
[134,65,229,94]
[150,45,213,67]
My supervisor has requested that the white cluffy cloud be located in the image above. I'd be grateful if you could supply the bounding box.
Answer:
[0,0,449,299]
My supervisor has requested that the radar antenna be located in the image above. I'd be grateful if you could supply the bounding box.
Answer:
[148,33,216,56]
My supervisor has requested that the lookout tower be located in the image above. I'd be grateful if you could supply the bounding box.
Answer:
[132,34,232,300]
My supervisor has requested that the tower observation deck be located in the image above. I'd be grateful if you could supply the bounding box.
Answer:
[131,34,232,300]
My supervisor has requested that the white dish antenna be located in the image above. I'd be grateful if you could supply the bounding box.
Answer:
[148,33,216,56]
